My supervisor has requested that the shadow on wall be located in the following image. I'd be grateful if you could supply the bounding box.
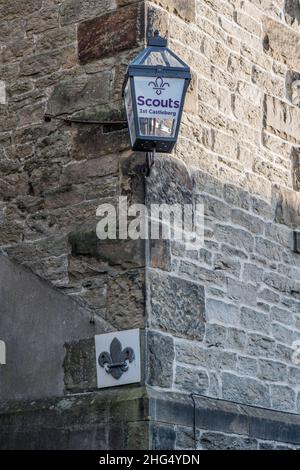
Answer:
[0,255,109,402]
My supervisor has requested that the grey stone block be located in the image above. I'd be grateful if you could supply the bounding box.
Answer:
[231,208,264,235]
[226,328,247,351]
[242,263,264,284]
[227,278,257,307]
[175,425,194,450]
[205,298,239,325]
[271,305,293,325]
[200,431,258,450]
[205,323,227,348]
[258,359,287,383]
[272,322,294,344]
[175,341,237,371]
[255,237,283,261]
[270,385,296,412]
[288,367,300,385]
[285,0,300,27]
[175,365,209,394]
[105,269,145,330]
[247,333,276,358]
[241,306,270,333]
[237,356,258,376]
[224,184,250,210]
[214,253,241,277]
[146,156,193,206]
[149,270,205,341]
[215,224,254,252]
[222,372,270,407]
[63,338,97,393]
[258,441,275,450]
[151,423,176,450]
[46,73,111,116]
[147,330,174,388]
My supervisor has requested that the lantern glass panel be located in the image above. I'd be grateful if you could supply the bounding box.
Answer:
[133,76,185,139]
[139,117,175,138]
[142,50,185,68]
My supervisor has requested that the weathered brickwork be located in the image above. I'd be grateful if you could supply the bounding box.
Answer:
[0,0,147,329]
[1,0,300,450]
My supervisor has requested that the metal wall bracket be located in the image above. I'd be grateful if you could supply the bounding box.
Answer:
[44,114,128,133]
[145,149,155,177]
[98,337,135,380]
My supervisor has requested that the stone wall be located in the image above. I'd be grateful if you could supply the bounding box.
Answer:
[145,0,300,421]
[0,0,147,329]
[1,0,300,450]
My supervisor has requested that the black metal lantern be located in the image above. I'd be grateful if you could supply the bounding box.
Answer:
[124,31,191,155]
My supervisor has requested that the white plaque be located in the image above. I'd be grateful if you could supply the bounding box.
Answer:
[95,329,141,389]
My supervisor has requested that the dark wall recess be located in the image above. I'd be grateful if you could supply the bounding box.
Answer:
[285,0,300,28]
[292,147,300,191]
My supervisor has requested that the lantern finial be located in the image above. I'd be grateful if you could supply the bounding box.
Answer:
[147,30,168,47]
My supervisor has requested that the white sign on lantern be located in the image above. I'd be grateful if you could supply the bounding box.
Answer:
[134,76,185,138]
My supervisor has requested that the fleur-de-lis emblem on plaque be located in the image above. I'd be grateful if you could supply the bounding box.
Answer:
[148,76,170,95]
[98,337,135,380]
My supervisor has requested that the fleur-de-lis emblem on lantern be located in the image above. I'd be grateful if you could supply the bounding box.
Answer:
[148,76,170,95]
[98,337,135,380]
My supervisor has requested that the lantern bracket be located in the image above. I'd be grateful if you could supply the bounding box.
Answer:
[145,148,155,177]
[44,114,128,133]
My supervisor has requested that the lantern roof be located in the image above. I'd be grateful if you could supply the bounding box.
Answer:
[128,31,191,79]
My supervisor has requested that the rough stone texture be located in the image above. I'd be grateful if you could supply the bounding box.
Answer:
[60,0,116,26]
[105,269,145,329]
[63,338,97,393]
[2,0,300,451]
[274,186,300,228]
[222,373,271,408]
[265,95,300,144]
[200,432,258,450]
[151,0,196,23]
[0,0,148,326]
[147,330,174,388]
[148,270,205,341]
[46,73,112,116]
[174,365,209,394]
[263,16,300,70]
